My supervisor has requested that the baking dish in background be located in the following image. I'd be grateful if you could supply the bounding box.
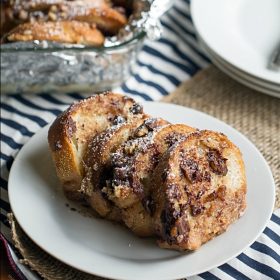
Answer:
[0,0,174,95]
[1,32,145,94]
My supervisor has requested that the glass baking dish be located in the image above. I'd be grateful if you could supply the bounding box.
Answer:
[0,31,146,94]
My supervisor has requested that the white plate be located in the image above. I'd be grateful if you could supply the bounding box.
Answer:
[199,37,280,93]
[8,102,275,280]
[191,0,280,85]
[199,39,280,98]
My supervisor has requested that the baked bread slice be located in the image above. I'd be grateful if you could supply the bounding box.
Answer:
[3,0,127,37]
[5,21,105,46]
[31,0,127,35]
[81,114,149,221]
[105,123,196,236]
[107,123,196,208]
[70,2,127,35]
[48,92,144,201]
[151,130,246,250]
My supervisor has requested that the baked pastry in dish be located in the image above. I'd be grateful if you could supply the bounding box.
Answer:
[1,0,128,43]
[5,21,105,46]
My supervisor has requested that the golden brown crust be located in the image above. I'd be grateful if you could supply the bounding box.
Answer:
[48,92,143,201]
[29,0,127,35]
[121,201,154,237]
[151,130,246,250]
[6,21,105,46]
[72,5,127,35]
[4,0,126,36]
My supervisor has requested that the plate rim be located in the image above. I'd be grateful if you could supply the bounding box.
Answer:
[8,101,276,280]
[198,37,280,92]
[198,39,280,98]
[191,0,280,85]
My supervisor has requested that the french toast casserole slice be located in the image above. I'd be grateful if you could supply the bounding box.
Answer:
[105,123,196,236]
[81,114,149,221]
[151,130,246,250]
[48,92,144,201]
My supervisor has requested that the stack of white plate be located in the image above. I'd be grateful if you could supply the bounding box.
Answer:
[191,0,280,98]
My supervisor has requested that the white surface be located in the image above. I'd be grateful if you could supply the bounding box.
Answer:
[8,102,275,280]
[199,39,280,98]
[199,37,280,92]
[191,0,280,85]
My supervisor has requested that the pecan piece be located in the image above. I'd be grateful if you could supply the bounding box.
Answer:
[207,149,228,176]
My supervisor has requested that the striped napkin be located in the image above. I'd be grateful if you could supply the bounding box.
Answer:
[1,0,279,279]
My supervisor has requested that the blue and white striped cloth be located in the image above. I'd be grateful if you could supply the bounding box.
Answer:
[1,0,279,279]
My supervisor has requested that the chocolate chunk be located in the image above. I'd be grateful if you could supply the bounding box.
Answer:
[176,217,189,236]
[114,167,128,180]
[111,178,122,187]
[203,171,211,182]
[161,206,185,244]
[191,205,204,216]
[107,114,114,122]
[112,116,125,125]
[161,170,168,182]
[180,159,202,183]
[207,149,228,176]
[164,132,186,147]
[130,103,143,114]
[160,209,173,241]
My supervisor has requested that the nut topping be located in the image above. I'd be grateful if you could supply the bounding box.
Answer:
[207,149,228,176]
[180,158,202,183]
